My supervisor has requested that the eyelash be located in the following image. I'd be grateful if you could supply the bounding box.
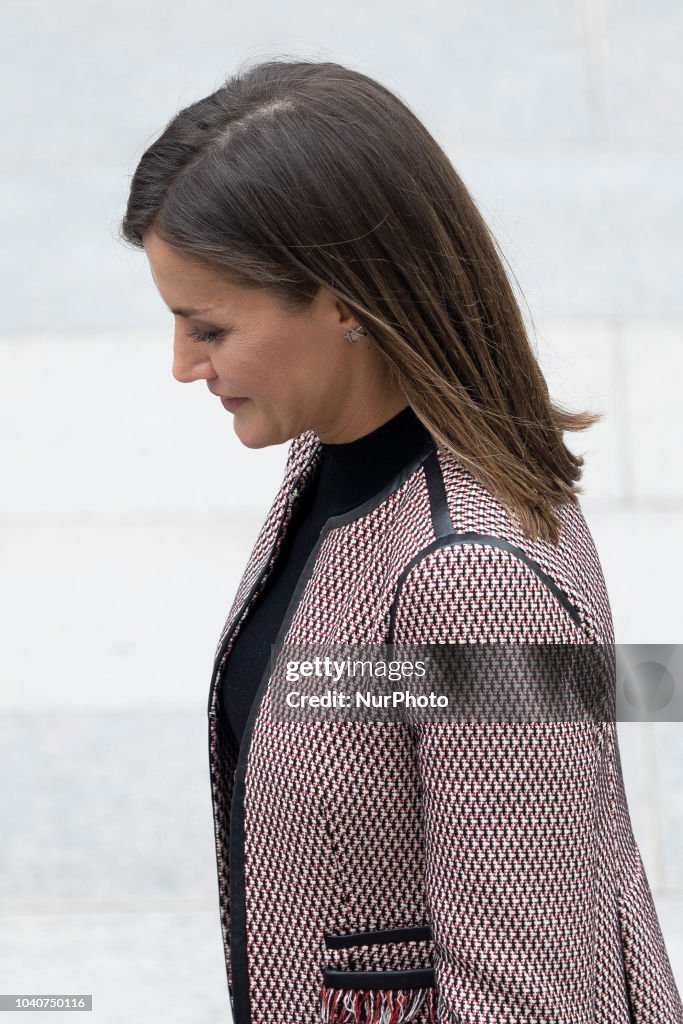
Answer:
[187,325,225,344]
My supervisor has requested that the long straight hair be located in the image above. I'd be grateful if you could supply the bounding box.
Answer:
[119,57,601,544]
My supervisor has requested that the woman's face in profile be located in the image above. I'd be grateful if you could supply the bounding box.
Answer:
[143,230,377,448]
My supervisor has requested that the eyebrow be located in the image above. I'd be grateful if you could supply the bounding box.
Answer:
[170,305,215,318]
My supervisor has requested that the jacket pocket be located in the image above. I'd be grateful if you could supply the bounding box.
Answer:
[320,925,437,1024]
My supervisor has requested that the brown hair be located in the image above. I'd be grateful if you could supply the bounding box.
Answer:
[119,57,601,544]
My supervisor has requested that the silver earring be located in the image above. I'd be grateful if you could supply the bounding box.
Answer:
[344,325,368,344]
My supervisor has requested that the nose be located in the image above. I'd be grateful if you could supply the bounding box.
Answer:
[172,327,216,384]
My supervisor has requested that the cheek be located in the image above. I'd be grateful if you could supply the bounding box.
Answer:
[214,343,272,396]
[249,332,305,389]
[216,320,324,397]
[276,326,337,385]
[211,340,254,378]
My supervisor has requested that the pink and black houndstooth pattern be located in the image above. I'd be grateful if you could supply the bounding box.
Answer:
[207,428,683,1023]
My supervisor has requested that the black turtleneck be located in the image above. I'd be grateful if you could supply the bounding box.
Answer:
[219,404,436,747]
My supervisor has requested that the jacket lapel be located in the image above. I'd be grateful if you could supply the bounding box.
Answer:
[208,430,323,718]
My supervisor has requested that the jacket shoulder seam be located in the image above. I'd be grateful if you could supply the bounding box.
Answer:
[387,533,583,641]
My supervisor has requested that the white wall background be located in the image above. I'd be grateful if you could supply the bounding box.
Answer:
[1,1,682,1021]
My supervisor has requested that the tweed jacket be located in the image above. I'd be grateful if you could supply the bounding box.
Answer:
[207,428,683,1024]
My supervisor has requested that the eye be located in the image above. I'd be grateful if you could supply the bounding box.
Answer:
[186,324,226,344]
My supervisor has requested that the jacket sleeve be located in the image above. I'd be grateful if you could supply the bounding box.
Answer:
[391,540,603,1023]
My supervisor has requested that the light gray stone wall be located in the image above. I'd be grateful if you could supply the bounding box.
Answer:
[2,2,681,1020]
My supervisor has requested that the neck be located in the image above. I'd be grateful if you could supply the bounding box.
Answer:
[311,404,435,515]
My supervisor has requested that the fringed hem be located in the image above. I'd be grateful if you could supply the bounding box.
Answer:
[320,983,437,1024]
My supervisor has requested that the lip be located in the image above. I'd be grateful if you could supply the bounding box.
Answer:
[220,396,248,412]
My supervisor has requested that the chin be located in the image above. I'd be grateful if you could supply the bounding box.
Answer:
[235,432,271,450]
[232,413,278,450]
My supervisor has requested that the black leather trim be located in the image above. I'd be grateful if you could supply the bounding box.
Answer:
[319,436,436,533]
[387,532,582,642]
[227,441,438,1023]
[322,966,436,991]
[423,447,454,538]
[324,924,432,950]
[207,441,323,718]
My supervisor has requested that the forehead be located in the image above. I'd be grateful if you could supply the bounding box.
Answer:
[144,232,221,290]
[143,231,246,310]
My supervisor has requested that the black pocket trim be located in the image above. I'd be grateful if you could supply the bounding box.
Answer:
[322,966,436,991]
[323,924,432,950]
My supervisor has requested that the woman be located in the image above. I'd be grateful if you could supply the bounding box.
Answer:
[120,59,682,1024]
